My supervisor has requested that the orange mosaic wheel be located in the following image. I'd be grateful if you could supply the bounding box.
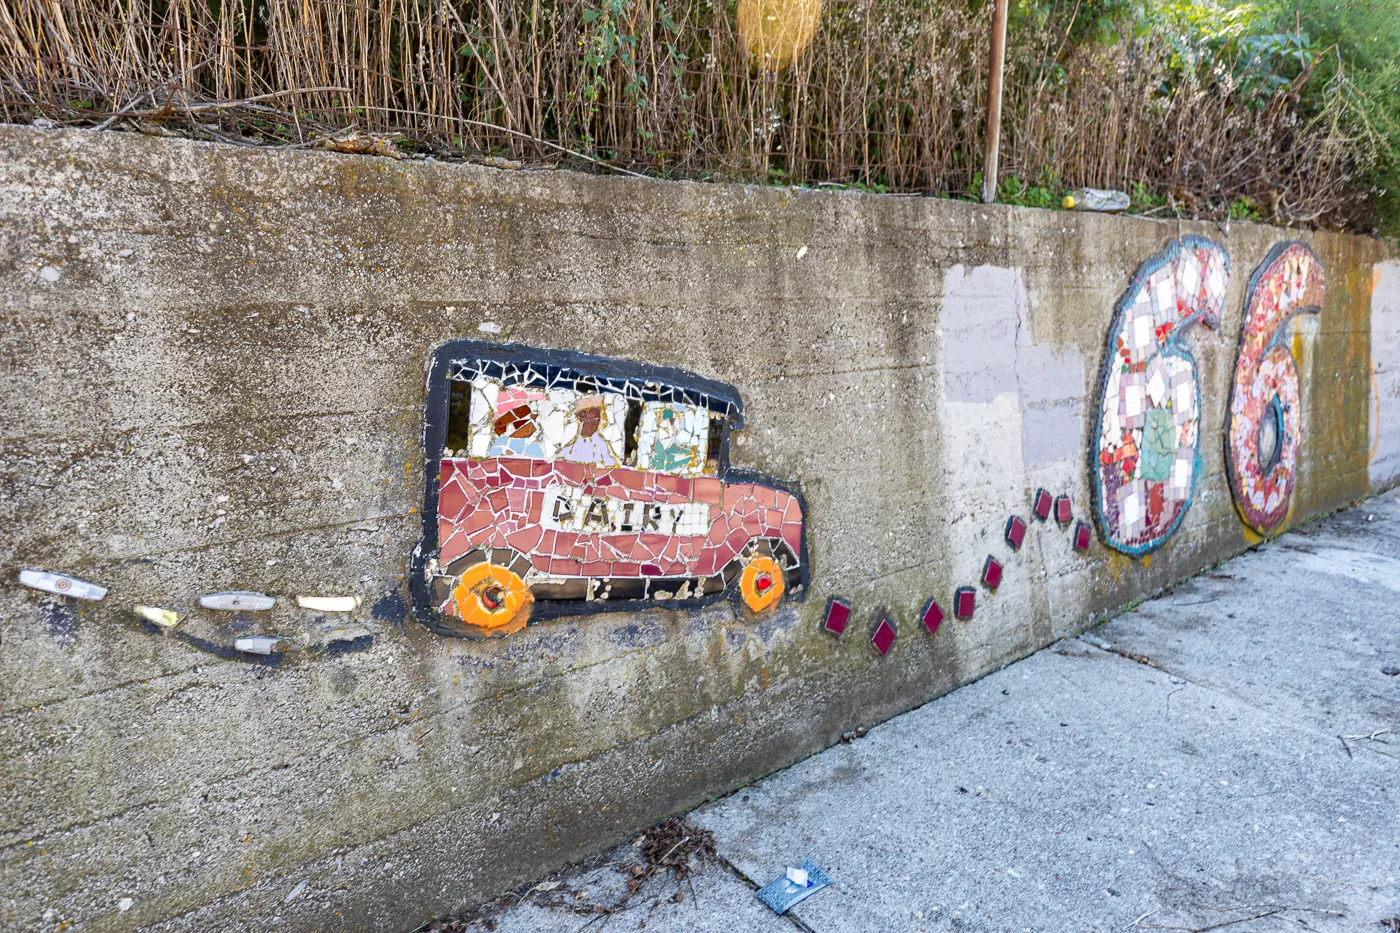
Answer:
[739,554,785,613]
[450,562,532,638]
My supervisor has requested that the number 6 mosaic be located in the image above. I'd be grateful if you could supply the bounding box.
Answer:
[412,341,808,638]
[1090,236,1230,556]
[1225,242,1325,535]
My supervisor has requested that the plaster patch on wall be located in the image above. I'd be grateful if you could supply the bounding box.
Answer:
[1369,261,1400,491]
[1018,345,1086,472]
[941,264,1024,405]
[940,264,1085,473]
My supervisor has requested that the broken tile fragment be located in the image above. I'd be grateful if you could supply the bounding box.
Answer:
[19,569,107,601]
[1005,516,1027,550]
[296,595,362,612]
[870,617,896,655]
[982,556,1003,590]
[823,598,850,636]
[134,605,180,628]
[1033,489,1053,521]
[200,591,275,611]
[921,598,944,635]
[234,635,287,655]
[954,586,976,620]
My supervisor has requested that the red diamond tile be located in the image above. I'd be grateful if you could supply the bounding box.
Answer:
[982,556,1003,590]
[1073,521,1092,552]
[1005,516,1027,550]
[824,598,850,636]
[1033,489,1053,521]
[954,586,976,620]
[871,617,897,655]
[922,598,944,635]
[1055,495,1072,524]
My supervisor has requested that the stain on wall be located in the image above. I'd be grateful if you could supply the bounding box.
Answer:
[1225,242,1325,534]
[1089,236,1229,556]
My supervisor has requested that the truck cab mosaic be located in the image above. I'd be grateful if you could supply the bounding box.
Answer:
[412,341,808,638]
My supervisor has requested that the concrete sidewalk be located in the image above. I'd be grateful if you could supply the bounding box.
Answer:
[437,492,1400,933]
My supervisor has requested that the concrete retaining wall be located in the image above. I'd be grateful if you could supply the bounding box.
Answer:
[0,126,1394,932]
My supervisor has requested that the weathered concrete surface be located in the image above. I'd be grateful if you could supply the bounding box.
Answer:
[469,491,1400,932]
[0,125,1393,932]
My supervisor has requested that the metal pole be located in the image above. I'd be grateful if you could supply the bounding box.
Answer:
[980,0,1010,204]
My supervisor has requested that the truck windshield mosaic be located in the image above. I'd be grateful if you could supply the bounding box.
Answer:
[412,341,808,638]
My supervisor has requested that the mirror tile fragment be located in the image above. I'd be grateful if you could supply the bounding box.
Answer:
[954,586,976,620]
[200,591,276,611]
[19,570,107,601]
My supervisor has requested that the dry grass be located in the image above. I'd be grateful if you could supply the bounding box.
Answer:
[0,0,1373,228]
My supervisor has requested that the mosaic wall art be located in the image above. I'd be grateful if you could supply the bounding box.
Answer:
[412,341,808,638]
[1225,242,1325,535]
[1091,236,1231,556]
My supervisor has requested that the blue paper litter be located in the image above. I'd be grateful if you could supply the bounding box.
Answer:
[755,859,831,915]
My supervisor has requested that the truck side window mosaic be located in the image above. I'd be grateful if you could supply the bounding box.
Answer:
[413,342,808,638]
[1225,242,1325,535]
[1090,236,1230,556]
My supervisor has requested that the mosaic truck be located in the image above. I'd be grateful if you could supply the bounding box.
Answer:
[412,342,809,638]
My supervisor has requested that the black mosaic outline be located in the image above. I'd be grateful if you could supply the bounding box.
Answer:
[412,339,811,636]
